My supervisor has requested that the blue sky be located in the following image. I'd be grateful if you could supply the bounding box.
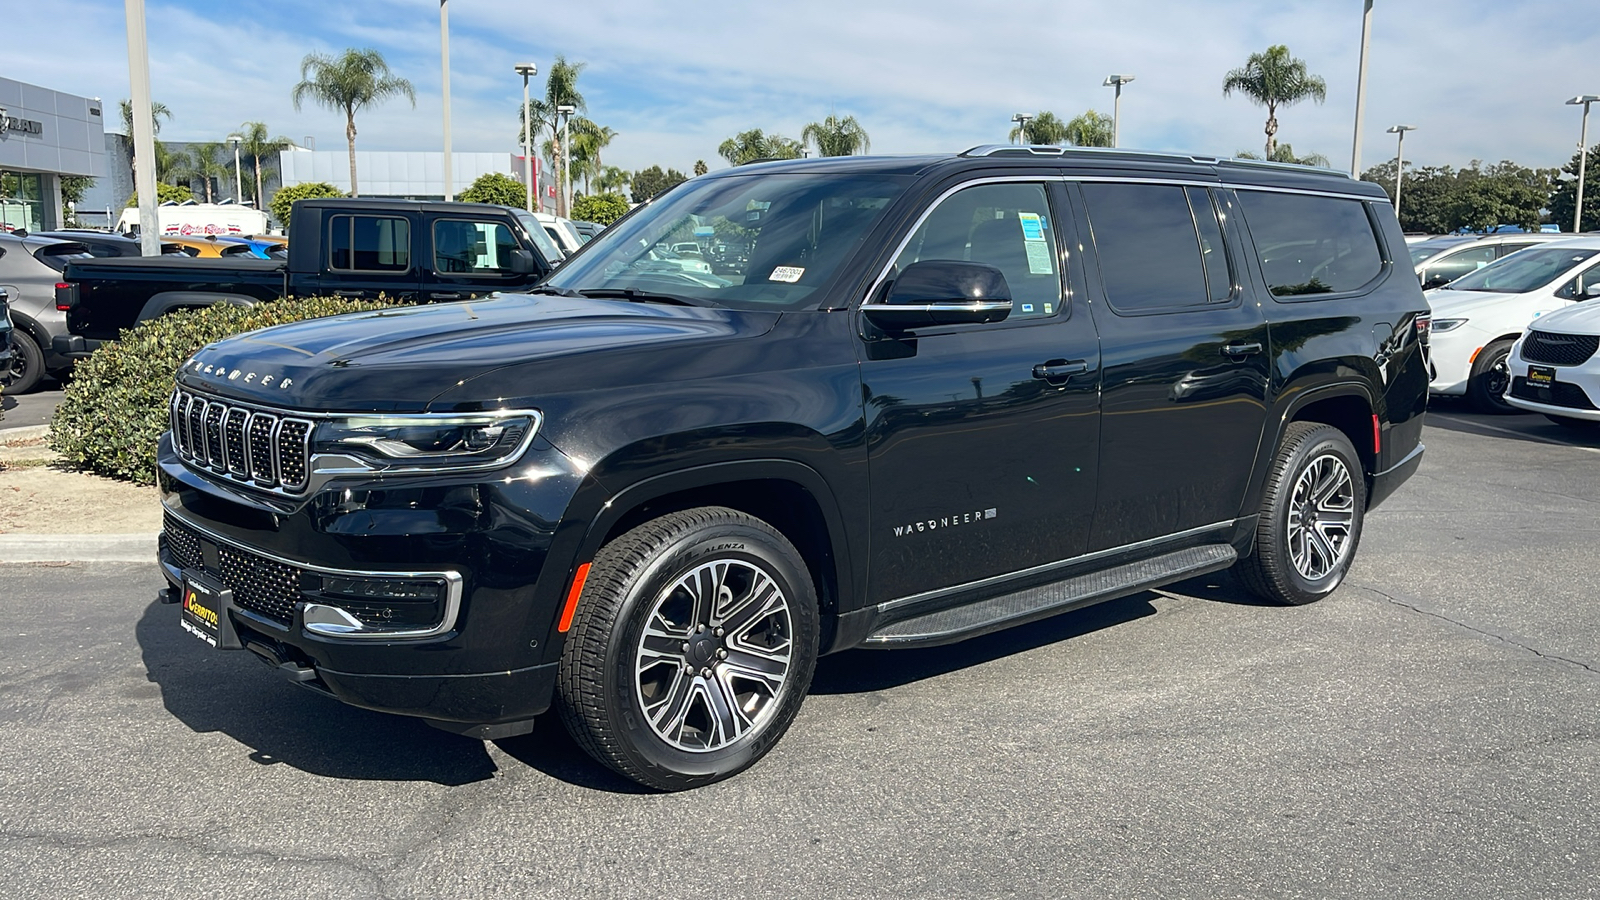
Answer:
[12,0,1600,176]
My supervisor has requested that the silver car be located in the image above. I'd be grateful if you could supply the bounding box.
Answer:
[0,233,93,393]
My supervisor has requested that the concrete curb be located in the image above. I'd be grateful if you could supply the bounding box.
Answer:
[0,533,158,564]
[0,424,50,443]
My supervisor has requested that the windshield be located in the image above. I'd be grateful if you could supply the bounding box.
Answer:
[544,173,910,310]
[1444,246,1599,294]
[1409,242,1462,265]
[513,212,566,264]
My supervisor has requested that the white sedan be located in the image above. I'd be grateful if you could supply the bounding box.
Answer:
[1426,237,1600,412]
[1504,300,1600,429]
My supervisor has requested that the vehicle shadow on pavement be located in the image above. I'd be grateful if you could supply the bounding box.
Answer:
[810,592,1161,694]
[494,723,654,794]
[1426,408,1600,448]
[135,598,499,786]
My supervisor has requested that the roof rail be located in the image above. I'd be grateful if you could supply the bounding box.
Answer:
[1219,157,1355,179]
[961,144,1223,166]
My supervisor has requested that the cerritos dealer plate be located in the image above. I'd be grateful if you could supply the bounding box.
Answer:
[180,572,228,648]
[1527,365,1557,389]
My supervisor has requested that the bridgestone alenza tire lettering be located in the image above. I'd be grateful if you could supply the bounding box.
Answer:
[556,506,819,791]
[1234,422,1366,606]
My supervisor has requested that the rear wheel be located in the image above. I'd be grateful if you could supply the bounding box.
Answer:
[557,507,819,791]
[1234,422,1366,606]
[1466,338,1516,414]
[0,330,44,395]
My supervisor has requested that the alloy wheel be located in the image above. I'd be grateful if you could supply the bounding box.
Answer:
[1285,452,1356,581]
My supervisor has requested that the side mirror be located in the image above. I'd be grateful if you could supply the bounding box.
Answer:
[863,260,1012,330]
[507,248,538,275]
[1584,283,1600,299]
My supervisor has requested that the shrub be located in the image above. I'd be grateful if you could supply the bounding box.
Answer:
[269,181,345,232]
[126,183,194,207]
[49,296,398,484]
[571,192,630,225]
[459,172,525,207]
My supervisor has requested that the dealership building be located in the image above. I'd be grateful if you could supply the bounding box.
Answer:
[0,77,107,232]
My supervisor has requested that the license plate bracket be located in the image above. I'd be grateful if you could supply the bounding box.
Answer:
[180,569,242,650]
[1527,365,1557,389]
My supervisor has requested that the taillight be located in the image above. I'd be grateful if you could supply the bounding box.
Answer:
[55,282,76,311]
[1415,313,1431,345]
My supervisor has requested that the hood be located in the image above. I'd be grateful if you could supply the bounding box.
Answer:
[1524,300,1600,335]
[176,293,780,411]
[1424,287,1562,321]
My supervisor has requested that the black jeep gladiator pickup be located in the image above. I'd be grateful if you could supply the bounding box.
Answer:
[54,198,566,358]
[157,147,1428,790]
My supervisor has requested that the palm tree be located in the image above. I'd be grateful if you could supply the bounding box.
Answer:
[569,118,617,195]
[595,165,630,195]
[1235,143,1332,168]
[517,56,588,215]
[1064,110,1114,148]
[1222,45,1327,159]
[155,143,196,189]
[118,99,173,185]
[188,141,231,202]
[237,122,294,209]
[802,114,871,157]
[1008,111,1069,145]
[291,48,415,197]
[718,129,803,166]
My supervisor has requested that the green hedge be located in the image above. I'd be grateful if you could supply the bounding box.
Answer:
[50,297,398,484]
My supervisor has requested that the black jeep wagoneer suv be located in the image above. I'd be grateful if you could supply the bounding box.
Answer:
[159,146,1428,790]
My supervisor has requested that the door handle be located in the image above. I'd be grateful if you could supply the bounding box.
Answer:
[1221,341,1263,357]
[334,289,370,298]
[1032,360,1089,380]
[428,291,466,300]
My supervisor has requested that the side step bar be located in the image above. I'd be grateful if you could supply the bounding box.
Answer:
[862,543,1237,648]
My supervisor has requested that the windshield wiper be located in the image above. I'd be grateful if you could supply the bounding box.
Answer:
[577,289,713,307]
[525,285,583,297]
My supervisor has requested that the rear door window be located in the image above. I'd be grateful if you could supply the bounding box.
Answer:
[1235,191,1384,298]
[1422,245,1496,288]
[329,215,410,272]
[1079,182,1211,312]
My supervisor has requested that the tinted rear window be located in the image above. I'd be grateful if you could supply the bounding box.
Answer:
[1080,182,1209,311]
[1237,191,1384,298]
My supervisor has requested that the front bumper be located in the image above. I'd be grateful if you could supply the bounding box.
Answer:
[157,431,589,725]
[1426,327,1490,396]
[1505,340,1600,420]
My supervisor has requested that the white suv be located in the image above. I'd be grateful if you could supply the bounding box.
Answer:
[1505,300,1600,428]
[1410,232,1568,290]
[1426,237,1600,412]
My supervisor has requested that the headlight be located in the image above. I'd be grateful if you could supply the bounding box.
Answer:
[314,411,540,471]
[1430,318,1468,334]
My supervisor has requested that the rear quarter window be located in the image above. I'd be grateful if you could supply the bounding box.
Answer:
[1237,190,1385,299]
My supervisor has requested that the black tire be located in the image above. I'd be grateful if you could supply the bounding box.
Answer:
[557,506,819,791]
[1,330,44,395]
[1466,338,1516,414]
[1234,422,1367,606]
[1545,414,1600,431]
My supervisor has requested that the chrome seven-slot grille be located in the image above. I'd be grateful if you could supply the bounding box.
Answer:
[169,388,313,493]
[164,512,304,623]
[1522,330,1600,367]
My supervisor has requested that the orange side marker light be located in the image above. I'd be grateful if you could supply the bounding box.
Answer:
[557,562,591,633]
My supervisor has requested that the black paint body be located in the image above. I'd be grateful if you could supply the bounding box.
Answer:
[156,151,1428,727]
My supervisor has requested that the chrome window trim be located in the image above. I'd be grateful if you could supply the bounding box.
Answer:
[164,505,465,641]
[876,519,1237,614]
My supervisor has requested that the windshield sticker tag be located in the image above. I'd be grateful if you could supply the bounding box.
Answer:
[1018,213,1046,242]
[1021,303,1034,313]
[770,266,805,283]
[1024,241,1054,275]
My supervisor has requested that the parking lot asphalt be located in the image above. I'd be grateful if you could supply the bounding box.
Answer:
[0,379,65,431]
[1,403,1596,900]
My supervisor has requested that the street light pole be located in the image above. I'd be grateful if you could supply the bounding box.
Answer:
[1567,95,1599,233]
[227,133,244,205]
[1350,0,1374,177]
[440,0,453,201]
[557,103,575,217]
[1011,112,1033,145]
[124,0,160,255]
[1102,75,1135,147]
[1386,125,1416,219]
[515,63,538,213]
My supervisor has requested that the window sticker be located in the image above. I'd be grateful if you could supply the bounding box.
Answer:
[1018,213,1046,242]
[1024,240,1054,275]
[1044,303,1054,315]
[769,266,805,283]
[1022,303,1034,313]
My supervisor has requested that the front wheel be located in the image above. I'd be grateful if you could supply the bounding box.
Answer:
[1466,338,1516,414]
[557,507,819,791]
[1234,422,1367,606]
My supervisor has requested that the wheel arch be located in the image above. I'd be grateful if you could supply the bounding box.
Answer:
[136,291,259,325]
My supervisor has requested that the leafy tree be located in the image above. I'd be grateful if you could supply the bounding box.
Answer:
[237,122,294,210]
[693,159,708,177]
[1546,145,1600,233]
[1065,110,1114,148]
[718,129,803,166]
[571,192,630,225]
[1222,45,1327,158]
[269,181,345,232]
[802,114,871,156]
[631,165,689,203]
[291,48,415,197]
[1361,159,1554,234]
[126,183,194,207]
[1008,111,1069,145]
[458,171,526,206]
[516,56,588,216]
